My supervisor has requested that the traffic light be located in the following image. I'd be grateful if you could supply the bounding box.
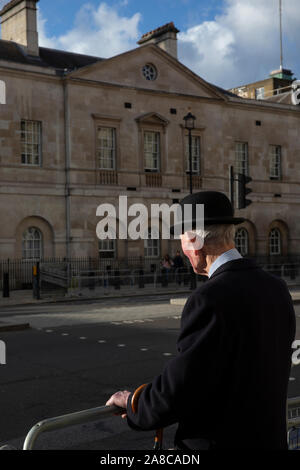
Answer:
[236,173,252,209]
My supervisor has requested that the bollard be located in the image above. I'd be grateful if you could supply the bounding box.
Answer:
[2,272,9,298]
[32,263,40,300]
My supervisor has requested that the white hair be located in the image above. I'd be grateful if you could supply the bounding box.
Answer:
[188,224,236,248]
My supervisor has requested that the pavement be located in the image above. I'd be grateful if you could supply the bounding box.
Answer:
[0,284,300,332]
[0,286,190,332]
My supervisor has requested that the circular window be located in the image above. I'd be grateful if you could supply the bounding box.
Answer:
[142,64,157,81]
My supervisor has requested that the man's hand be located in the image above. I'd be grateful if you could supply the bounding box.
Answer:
[105,390,131,419]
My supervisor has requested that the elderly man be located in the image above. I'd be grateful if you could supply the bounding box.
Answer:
[106,191,296,450]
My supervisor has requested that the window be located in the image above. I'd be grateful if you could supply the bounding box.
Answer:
[235,142,248,175]
[21,120,42,166]
[185,135,201,174]
[96,127,116,170]
[269,145,281,180]
[142,64,157,81]
[235,228,249,256]
[98,239,116,259]
[144,228,160,258]
[22,227,43,260]
[269,228,281,255]
[255,87,265,99]
[144,131,160,172]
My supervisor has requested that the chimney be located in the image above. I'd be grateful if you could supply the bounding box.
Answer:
[137,22,179,59]
[0,0,39,56]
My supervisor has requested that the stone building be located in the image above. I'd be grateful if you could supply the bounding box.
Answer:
[0,0,300,267]
[229,67,295,100]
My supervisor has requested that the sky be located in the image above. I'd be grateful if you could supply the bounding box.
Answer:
[3,0,300,89]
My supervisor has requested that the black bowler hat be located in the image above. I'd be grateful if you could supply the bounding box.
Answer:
[171,191,245,235]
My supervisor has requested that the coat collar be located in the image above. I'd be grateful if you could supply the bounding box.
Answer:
[209,258,258,280]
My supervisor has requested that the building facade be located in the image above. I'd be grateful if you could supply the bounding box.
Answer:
[229,68,295,100]
[1,0,300,267]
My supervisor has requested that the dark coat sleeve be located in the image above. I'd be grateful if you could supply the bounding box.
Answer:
[126,290,220,431]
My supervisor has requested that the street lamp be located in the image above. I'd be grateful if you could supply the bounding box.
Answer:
[183,112,197,291]
[183,112,196,194]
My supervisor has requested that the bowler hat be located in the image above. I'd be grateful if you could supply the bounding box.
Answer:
[171,191,245,235]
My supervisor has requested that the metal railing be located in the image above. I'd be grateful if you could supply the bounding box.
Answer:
[23,404,124,450]
[10,396,298,450]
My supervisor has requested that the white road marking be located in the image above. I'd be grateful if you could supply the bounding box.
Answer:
[163,353,172,356]
[79,337,87,340]
[140,348,148,351]
[289,377,296,381]
[117,344,126,347]
[98,340,106,343]
[45,330,53,333]
[61,333,69,336]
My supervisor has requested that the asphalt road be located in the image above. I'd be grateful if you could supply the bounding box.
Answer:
[0,296,299,450]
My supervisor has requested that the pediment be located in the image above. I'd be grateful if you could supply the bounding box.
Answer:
[68,45,226,101]
[135,112,169,126]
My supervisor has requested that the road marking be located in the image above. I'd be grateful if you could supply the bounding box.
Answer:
[163,353,172,356]
[289,377,296,381]
[61,333,69,336]
[79,337,87,340]
[117,344,126,347]
[140,348,148,351]
[45,330,53,333]
[98,340,106,343]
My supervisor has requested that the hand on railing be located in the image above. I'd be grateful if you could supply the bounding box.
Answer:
[105,390,131,418]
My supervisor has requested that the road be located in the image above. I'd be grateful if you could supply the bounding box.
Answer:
[0,295,299,450]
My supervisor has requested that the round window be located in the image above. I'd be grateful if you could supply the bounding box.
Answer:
[142,64,157,81]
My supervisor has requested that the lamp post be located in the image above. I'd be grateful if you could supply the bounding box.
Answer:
[183,112,197,291]
[183,112,196,194]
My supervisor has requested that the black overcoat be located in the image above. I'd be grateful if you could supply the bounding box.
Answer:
[126,258,296,449]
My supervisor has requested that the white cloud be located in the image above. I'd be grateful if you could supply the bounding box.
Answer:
[38,2,141,58]
[178,0,300,89]
[37,0,300,89]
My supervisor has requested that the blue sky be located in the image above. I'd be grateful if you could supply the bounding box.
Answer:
[38,0,225,37]
[14,0,300,89]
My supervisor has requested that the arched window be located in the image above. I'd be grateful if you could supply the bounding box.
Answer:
[235,228,249,256]
[144,227,160,258]
[269,228,281,255]
[22,227,43,259]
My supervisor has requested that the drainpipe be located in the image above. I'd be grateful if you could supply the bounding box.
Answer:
[63,77,71,266]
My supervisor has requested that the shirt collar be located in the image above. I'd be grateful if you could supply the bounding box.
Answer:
[208,248,242,278]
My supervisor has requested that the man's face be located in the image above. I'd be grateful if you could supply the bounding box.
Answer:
[180,233,208,276]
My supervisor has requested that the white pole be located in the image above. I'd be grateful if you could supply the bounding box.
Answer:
[279,0,283,71]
